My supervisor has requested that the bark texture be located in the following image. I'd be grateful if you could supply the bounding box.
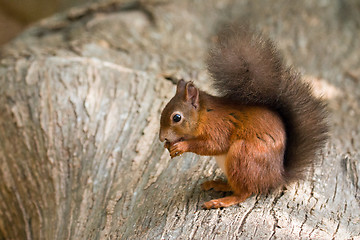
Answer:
[0,0,359,239]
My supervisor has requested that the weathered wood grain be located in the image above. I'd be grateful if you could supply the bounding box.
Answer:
[0,0,359,239]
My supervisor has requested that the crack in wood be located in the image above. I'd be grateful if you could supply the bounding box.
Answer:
[331,215,341,240]
[163,75,180,85]
[269,188,285,239]
[236,197,259,236]
[299,213,308,238]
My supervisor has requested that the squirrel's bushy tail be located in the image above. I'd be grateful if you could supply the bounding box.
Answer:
[207,25,328,182]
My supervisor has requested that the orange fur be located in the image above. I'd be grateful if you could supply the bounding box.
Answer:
[160,88,287,208]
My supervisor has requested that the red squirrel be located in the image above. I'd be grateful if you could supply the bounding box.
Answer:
[159,26,328,209]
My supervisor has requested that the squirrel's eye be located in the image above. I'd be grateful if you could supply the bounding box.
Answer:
[173,114,182,123]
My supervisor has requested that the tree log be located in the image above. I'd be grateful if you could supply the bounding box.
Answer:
[0,0,359,239]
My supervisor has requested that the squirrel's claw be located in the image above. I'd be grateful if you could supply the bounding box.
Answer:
[169,141,187,158]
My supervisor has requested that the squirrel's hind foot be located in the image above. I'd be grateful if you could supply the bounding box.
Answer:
[202,193,251,209]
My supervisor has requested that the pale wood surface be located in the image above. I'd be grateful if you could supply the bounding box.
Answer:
[0,0,359,239]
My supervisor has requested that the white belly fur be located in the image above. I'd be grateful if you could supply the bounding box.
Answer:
[215,154,227,177]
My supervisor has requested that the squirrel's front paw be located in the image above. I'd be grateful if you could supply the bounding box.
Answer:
[169,141,188,158]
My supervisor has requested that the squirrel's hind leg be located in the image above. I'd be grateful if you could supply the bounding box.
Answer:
[201,180,232,192]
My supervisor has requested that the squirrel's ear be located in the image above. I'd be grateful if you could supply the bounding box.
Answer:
[185,82,199,109]
[176,79,186,94]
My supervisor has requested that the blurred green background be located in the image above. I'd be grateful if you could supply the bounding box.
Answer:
[0,0,97,45]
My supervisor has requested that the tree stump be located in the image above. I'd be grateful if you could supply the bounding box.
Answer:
[0,0,359,239]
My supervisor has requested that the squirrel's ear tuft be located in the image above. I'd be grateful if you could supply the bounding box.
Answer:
[185,82,199,108]
[176,79,186,94]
